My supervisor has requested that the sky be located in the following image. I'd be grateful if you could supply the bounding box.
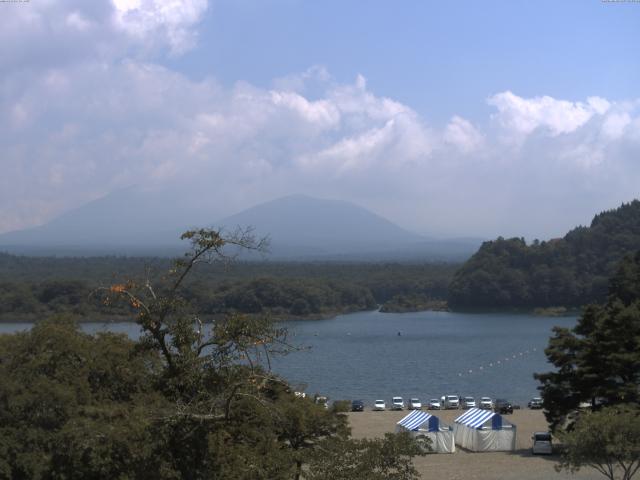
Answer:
[1,0,639,239]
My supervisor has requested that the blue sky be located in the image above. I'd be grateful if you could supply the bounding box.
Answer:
[0,0,639,239]
[167,0,639,121]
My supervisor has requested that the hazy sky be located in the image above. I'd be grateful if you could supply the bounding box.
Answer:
[1,0,639,239]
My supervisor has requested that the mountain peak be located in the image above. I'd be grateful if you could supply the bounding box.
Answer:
[218,195,424,255]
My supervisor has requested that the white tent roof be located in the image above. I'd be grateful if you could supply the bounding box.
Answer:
[397,410,438,431]
[455,408,509,429]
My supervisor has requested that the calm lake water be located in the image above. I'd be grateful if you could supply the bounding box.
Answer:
[0,310,576,406]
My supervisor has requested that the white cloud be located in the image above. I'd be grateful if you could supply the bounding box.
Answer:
[0,0,209,75]
[488,91,609,137]
[112,0,209,54]
[444,116,484,153]
[602,112,631,140]
[0,0,638,238]
[269,91,340,130]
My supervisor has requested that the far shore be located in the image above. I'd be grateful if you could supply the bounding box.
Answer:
[0,305,581,325]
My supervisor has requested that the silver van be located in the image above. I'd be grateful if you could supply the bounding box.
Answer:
[532,432,552,455]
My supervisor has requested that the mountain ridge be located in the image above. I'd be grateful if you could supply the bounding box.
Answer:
[0,191,479,260]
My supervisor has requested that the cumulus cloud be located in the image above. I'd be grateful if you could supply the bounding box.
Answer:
[444,116,484,153]
[0,0,639,238]
[112,0,209,54]
[488,91,610,136]
[0,0,208,74]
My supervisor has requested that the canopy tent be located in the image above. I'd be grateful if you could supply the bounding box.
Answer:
[396,410,455,453]
[453,408,516,452]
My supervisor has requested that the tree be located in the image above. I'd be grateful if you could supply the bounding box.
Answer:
[305,432,427,480]
[535,251,640,430]
[0,228,428,478]
[557,405,640,480]
[0,316,166,480]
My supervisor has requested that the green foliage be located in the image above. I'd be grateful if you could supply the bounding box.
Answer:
[0,254,457,321]
[536,252,640,431]
[0,316,165,479]
[0,229,428,479]
[305,432,427,480]
[450,200,640,308]
[557,405,640,480]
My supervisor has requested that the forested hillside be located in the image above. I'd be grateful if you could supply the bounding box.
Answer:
[448,200,640,309]
[0,255,456,320]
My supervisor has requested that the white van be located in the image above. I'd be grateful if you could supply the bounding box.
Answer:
[445,395,460,409]
[532,432,552,455]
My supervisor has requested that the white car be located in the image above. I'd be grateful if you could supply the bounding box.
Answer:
[408,398,422,410]
[428,398,441,410]
[532,432,553,455]
[391,396,405,410]
[479,397,493,410]
[462,396,476,409]
[445,395,460,409]
[315,396,329,409]
[373,399,386,411]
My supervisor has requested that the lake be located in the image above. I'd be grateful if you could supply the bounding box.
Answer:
[0,310,576,406]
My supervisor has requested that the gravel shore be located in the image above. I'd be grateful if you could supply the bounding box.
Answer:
[347,409,602,480]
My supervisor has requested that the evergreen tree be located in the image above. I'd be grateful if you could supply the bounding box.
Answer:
[535,251,640,430]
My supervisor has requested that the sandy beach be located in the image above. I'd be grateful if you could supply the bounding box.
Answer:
[347,409,602,480]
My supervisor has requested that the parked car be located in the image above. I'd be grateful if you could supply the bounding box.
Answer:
[428,398,441,410]
[373,399,386,411]
[528,397,543,409]
[494,398,513,414]
[444,395,460,409]
[479,397,493,410]
[408,398,422,410]
[391,396,405,410]
[351,400,365,412]
[462,396,476,409]
[532,431,553,455]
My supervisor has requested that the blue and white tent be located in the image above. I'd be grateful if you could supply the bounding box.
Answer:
[396,410,455,453]
[453,408,516,451]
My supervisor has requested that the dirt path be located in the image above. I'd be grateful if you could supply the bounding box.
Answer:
[347,409,602,480]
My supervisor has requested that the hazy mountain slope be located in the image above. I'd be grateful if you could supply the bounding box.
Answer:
[448,200,640,309]
[0,190,478,260]
[0,187,200,251]
[218,194,425,255]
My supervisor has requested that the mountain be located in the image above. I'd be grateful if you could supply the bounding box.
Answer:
[0,191,479,260]
[217,194,421,256]
[216,195,480,260]
[448,200,640,309]
[0,187,201,256]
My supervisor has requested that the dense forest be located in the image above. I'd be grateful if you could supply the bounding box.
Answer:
[449,200,640,309]
[0,254,457,321]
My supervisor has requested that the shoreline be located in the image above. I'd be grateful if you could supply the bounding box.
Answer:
[0,305,580,324]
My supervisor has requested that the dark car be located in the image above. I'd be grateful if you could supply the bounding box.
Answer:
[494,398,513,414]
[351,400,365,412]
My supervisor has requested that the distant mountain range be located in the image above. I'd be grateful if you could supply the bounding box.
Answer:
[0,190,481,260]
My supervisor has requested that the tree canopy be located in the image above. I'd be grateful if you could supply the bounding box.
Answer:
[449,200,640,309]
[557,405,640,480]
[0,228,426,479]
[535,251,640,430]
